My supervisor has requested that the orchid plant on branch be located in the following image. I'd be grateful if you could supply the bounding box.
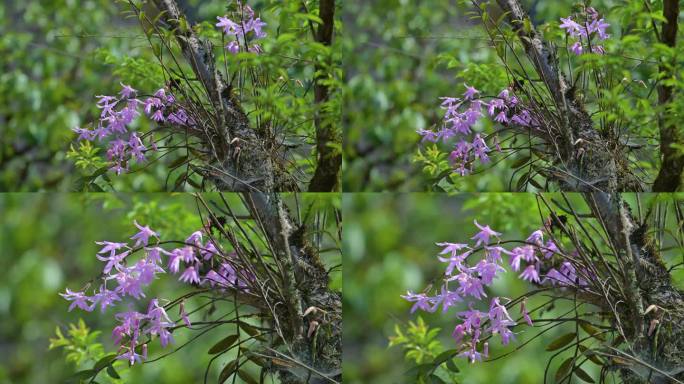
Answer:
[68,0,341,192]
[54,193,342,384]
[416,0,683,192]
[394,193,684,383]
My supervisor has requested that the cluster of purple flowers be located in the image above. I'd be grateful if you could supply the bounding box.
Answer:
[559,7,610,55]
[401,221,585,363]
[72,84,194,175]
[60,222,250,365]
[417,84,534,176]
[216,2,267,54]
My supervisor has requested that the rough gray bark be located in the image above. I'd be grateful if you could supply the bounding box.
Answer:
[494,0,644,192]
[244,192,341,383]
[585,193,684,383]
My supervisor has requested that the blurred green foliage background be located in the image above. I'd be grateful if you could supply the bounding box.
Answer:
[0,0,152,190]
[342,193,684,383]
[0,193,341,383]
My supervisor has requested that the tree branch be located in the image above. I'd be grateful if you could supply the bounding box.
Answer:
[242,192,304,339]
[241,192,341,384]
[584,193,684,382]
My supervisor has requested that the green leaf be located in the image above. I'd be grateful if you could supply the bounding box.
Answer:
[555,357,573,383]
[246,352,266,367]
[445,357,460,373]
[578,345,604,366]
[106,365,121,379]
[186,176,202,189]
[88,183,105,192]
[579,321,605,341]
[173,173,187,191]
[93,353,117,372]
[528,177,544,189]
[88,166,110,180]
[237,369,259,384]
[296,13,324,25]
[218,360,239,384]
[611,335,625,347]
[405,363,434,378]
[168,155,189,170]
[516,173,529,191]
[546,332,577,351]
[65,369,96,383]
[573,366,595,383]
[72,177,86,191]
[511,155,531,169]
[432,349,458,365]
[208,334,239,355]
[429,374,447,383]
[237,321,260,337]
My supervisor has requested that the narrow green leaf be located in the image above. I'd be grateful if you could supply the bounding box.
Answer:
[555,357,573,383]
[218,360,238,384]
[168,155,189,170]
[66,369,96,383]
[106,365,121,379]
[298,13,324,24]
[432,349,458,365]
[93,353,117,372]
[445,357,460,373]
[208,334,239,355]
[429,374,447,383]
[573,366,596,383]
[529,177,544,189]
[405,363,434,378]
[578,345,604,366]
[186,176,202,189]
[246,353,266,367]
[88,183,104,192]
[237,321,260,337]
[88,166,111,180]
[237,369,259,384]
[579,321,605,341]
[173,173,187,191]
[516,173,530,191]
[511,155,531,169]
[546,332,577,351]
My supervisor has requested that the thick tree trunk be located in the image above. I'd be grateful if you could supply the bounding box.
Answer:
[308,0,341,192]
[244,193,341,383]
[653,0,683,192]
[586,193,684,383]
